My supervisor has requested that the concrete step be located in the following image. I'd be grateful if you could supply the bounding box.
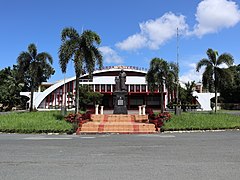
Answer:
[80,122,156,134]
[78,114,156,134]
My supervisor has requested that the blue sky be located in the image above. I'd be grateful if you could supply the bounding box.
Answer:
[0,0,240,83]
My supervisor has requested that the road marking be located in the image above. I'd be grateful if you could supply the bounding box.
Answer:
[80,137,96,139]
[136,134,175,138]
[159,135,175,138]
[24,137,72,140]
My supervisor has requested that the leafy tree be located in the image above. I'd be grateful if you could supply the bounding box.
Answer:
[79,85,103,110]
[59,28,103,113]
[196,48,234,113]
[17,43,54,111]
[220,64,240,104]
[146,58,169,113]
[0,65,27,110]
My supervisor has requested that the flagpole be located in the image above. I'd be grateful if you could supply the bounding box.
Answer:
[175,27,181,115]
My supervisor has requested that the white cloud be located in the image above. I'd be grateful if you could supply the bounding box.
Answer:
[116,1,240,51]
[116,12,189,51]
[192,0,240,37]
[99,46,123,64]
[179,63,203,84]
[116,34,147,51]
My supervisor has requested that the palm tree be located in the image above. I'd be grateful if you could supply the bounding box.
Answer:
[146,58,169,113]
[17,43,54,111]
[165,62,178,104]
[184,81,195,104]
[59,28,103,113]
[196,48,234,113]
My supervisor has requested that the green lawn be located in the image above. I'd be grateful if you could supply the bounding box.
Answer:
[0,111,240,133]
[163,112,240,131]
[0,111,72,133]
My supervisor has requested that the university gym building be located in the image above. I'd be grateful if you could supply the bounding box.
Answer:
[21,66,169,110]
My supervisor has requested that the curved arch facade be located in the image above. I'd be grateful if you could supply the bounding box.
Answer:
[27,66,167,110]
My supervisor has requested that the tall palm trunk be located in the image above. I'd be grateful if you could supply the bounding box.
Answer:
[75,74,80,114]
[160,83,164,113]
[215,89,217,113]
[30,86,34,112]
[214,71,217,113]
[167,89,171,104]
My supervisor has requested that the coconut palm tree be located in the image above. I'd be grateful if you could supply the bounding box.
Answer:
[17,43,54,111]
[184,81,195,104]
[59,28,103,113]
[146,58,169,113]
[165,62,178,104]
[196,48,234,113]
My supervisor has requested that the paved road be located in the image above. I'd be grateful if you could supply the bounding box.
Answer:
[0,131,239,180]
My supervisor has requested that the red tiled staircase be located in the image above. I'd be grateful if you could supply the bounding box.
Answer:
[77,114,157,134]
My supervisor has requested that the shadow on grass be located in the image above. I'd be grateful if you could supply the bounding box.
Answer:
[53,113,65,120]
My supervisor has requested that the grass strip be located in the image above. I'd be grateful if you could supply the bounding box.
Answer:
[163,112,240,131]
[1,111,240,133]
[0,111,72,134]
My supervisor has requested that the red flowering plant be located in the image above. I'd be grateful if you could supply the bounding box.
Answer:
[159,112,171,122]
[147,109,171,131]
[65,112,91,125]
[146,108,154,115]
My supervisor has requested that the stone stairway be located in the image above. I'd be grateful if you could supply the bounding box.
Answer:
[78,114,156,134]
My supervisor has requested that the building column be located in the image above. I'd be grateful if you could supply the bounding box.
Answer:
[138,106,142,115]
[142,105,146,115]
[95,104,99,115]
[100,106,104,115]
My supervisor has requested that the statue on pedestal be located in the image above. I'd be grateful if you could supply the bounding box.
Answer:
[113,69,128,114]
[115,76,120,91]
[119,69,127,91]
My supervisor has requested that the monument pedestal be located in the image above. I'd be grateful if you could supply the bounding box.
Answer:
[113,91,128,114]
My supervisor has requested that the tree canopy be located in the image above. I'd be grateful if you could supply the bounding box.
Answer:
[0,65,27,111]
[146,58,175,113]
[196,48,234,112]
[17,43,54,111]
[59,28,103,113]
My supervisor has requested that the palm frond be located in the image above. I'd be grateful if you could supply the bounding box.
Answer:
[91,46,103,69]
[28,43,37,59]
[217,53,234,66]
[196,58,212,72]
[36,52,53,64]
[206,48,217,65]
[81,30,101,45]
[61,27,79,42]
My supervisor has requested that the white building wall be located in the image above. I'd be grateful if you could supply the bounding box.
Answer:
[92,76,147,85]
[126,76,146,84]
[192,91,220,111]
[93,76,115,84]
